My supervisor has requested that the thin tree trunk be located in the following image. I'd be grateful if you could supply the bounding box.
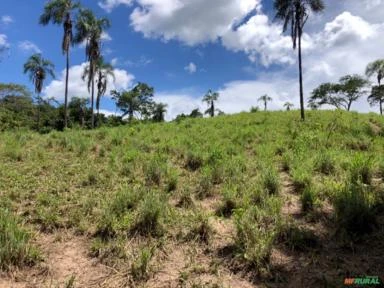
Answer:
[265,102,267,111]
[91,77,95,129]
[380,99,383,115]
[298,29,305,121]
[37,94,41,131]
[64,50,69,128]
[347,101,352,111]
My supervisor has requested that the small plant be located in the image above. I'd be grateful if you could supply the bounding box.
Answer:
[166,169,178,192]
[216,188,237,217]
[177,189,194,208]
[131,246,155,281]
[64,275,76,288]
[234,197,281,267]
[196,167,214,199]
[314,153,335,175]
[301,185,316,212]
[0,209,40,270]
[261,167,280,195]
[349,155,373,185]
[185,151,204,171]
[190,213,213,244]
[291,168,312,193]
[279,222,318,251]
[334,182,376,237]
[131,191,167,237]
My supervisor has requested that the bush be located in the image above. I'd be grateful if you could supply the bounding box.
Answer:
[0,209,40,270]
[189,213,213,244]
[196,167,214,199]
[291,168,312,193]
[279,222,318,251]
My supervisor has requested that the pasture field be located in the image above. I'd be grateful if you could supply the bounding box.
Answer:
[0,110,384,287]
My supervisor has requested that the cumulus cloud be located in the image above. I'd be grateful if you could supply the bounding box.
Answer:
[18,41,41,53]
[130,0,259,45]
[1,15,13,25]
[98,0,133,13]
[44,62,135,101]
[184,62,197,74]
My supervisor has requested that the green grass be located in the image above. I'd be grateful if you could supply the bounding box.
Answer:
[0,110,384,274]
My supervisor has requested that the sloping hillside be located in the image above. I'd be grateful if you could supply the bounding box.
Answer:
[1,110,384,287]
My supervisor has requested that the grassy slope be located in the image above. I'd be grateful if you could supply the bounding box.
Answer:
[0,110,383,287]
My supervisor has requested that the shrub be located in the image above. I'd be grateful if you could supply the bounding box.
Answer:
[234,197,281,267]
[166,169,178,192]
[177,189,194,209]
[334,182,376,237]
[216,188,237,218]
[0,209,40,270]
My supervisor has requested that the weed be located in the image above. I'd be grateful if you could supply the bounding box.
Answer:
[0,209,40,270]
[131,246,155,281]
[261,167,280,195]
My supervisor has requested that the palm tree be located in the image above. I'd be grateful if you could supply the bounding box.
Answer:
[74,8,110,128]
[23,53,55,130]
[40,0,80,129]
[202,89,219,117]
[258,94,272,111]
[366,59,384,115]
[83,57,115,123]
[274,0,325,120]
[152,103,168,122]
[284,102,294,111]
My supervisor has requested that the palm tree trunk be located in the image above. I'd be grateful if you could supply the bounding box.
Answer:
[64,50,69,129]
[91,77,95,129]
[298,28,305,121]
[264,102,267,111]
[380,99,383,115]
[37,94,41,131]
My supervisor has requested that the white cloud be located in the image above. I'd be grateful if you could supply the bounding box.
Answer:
[184,62,197,74]
[124,55,153,67]
[156,9,384,119]
[111,57,119,66]
[0,34,10,51]
[18,41,41,53]
[1,15,13,25]
[44,62,135,101]
[98,0,133,13]
[130,0,259,45]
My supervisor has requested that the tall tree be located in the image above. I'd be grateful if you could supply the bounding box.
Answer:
[258,94,272,111]
[111,82,154,122]
[23,53,55,130]
[284,102,294,111]
[309,75,368,111]
[274,0,325,120]
[83,57,115,123]
[366,59,384,115]
[202,90,219,117]
[40,0,80,129]
[152,102,168,122]
[368,86,384,115]
[74,8,110,128]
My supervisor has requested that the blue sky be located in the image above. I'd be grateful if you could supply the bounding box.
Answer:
[1,0,384,119]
